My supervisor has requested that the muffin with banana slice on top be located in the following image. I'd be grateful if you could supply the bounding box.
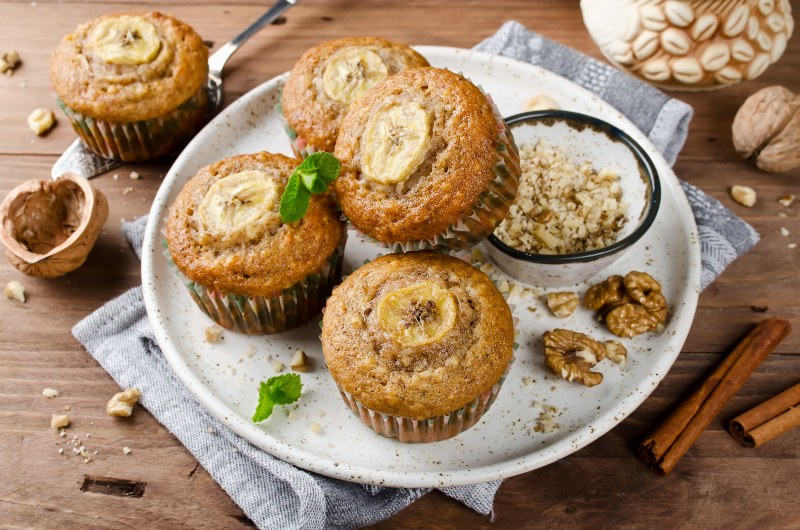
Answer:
[50,12,209,161]
[333,67,521,252]
[166,152,346,334]
[321,252,516,443]
[279,37,429,158]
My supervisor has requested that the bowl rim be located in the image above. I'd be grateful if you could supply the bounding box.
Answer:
[487,110,661,264]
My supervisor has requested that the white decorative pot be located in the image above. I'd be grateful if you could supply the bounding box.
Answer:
[581,0,794,91]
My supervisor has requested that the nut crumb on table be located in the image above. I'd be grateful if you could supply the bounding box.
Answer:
[106,387,142,417]
[27,108,55,135]
[778,195,795,207]
[51,414,69,429]
[730,185,757,207]
[4,281,26,303]
[123,446,132,455]
[42,388,60,398]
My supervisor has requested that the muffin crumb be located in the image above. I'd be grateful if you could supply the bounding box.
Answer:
[309,422,324,434]
[204,325,223,343]
[42,388,60,399]
[51,414,70,429]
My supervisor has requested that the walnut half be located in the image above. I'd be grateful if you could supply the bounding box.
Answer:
[543,329,606,387]
[584,271,667,338]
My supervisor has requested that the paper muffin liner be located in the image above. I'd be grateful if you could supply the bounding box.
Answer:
[275,91,317,160]
[164,232,347,334]
[57,87,208,162]
[327,263,520,443]
[354,90,521,253]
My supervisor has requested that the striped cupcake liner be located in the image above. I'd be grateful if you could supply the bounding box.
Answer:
[57,87,208,162]
[354,91,521,253]
[165,233,347,334]
[275,91,317,160]
[336,370,508,443]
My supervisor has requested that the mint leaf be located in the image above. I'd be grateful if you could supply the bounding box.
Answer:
[307,152,341,184]
[299,170,328,194]
[252,373,303,423]
[279,174,311,224]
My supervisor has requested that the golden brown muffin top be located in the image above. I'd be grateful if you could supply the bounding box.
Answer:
[333,67,501,244]
[321,252,514,420]
[51,12,208,122]
[166,152,345,297]
[280,37,429,152]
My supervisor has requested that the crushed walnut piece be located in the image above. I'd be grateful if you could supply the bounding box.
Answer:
[106,387,142,417]
[42,388,59,398]
[546,291,579,318]
[204,325,223,343]
[543,329,606,387]
[291,349,310,372]
[0,50,21,75]
[532,401,560,433]
[730,185,756,207]
[778,195,795,207]
[27,108,56,135]
[584,271,667,338]
[51,413,70,429]
[604,340,628,365]
[4,280,26,303]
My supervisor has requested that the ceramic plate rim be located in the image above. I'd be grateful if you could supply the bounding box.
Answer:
[141,45,701,488]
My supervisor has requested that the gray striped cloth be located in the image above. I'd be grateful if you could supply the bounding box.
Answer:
[72,21,758,530]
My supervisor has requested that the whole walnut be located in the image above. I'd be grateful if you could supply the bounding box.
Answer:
[732,86,800,174]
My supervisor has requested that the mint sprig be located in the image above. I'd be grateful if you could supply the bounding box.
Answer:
[252,373,303,423]
[279,152,341,223]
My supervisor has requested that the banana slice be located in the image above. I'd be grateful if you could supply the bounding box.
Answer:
[322,47,388,104]
[377,281,458,347]
[361,101,432,184]
[198,170,278,240]
[89,15,162,66]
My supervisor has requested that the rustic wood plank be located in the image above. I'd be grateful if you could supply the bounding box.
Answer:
[1,0,799,528]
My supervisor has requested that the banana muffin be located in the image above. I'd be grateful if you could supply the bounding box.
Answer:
[279,37,428,157]
[321,252,515,443]
[51,12,209,161]
[166,152,346,334]
[333,67,521,252]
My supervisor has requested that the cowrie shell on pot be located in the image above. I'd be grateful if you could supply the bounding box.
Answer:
[731,38,755,62]
[664,1,694,27]
[771,32,787,62]
[758,0,775,16]
[766,12,785,32]
[700,43,731,72]
[671,57,703,84]
[746,53,770,79]
[621,9,641,42]
[632,30,659,60]
[641,58,671,82]
[723,5,750,37]
[715,66,742,84]
[641,5,668,31]
[756,30,773,52]
[608,40,634,65]
[660,28,691,56]
[691,13,719,41]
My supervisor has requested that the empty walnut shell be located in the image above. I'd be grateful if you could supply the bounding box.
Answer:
[0,173,108,277]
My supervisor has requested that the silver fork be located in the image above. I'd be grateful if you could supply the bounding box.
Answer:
[51,0,299,180]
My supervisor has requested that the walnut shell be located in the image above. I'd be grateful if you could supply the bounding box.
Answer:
[732,85,800,173]
[0,173,108,277]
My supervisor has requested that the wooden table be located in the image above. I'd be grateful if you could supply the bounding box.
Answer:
[2,1,798,527]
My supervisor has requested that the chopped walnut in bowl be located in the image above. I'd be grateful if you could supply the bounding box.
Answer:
[487,110,660,288]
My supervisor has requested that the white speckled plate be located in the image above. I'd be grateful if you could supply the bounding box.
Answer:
[142,46,700,488]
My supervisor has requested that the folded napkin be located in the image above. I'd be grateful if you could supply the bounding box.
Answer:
[73,21,759,530]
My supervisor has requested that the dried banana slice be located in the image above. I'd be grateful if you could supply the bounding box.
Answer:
[361,101,432,184]
[322,47,388,104]
[198,170,278,240]
[89,15,162,66]
[377,281,457,347]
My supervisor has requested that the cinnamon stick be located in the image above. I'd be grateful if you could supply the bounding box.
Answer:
[638,317,791,475]
[729,382,800,447]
